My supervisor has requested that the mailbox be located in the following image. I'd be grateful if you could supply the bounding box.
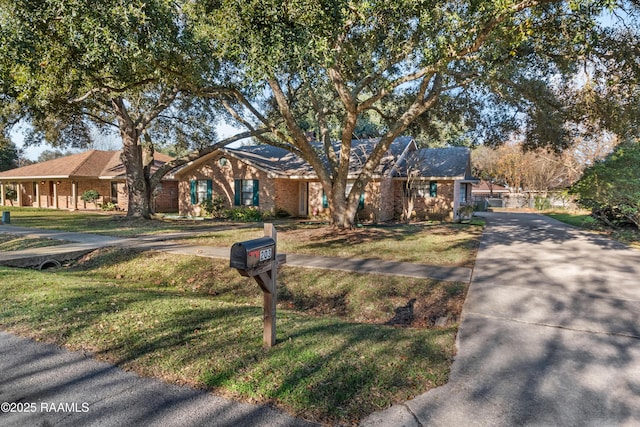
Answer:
[230,237,275,273]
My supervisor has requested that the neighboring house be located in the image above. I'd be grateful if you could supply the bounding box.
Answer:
[471,180,510,208]
[172,137,478,221]
[472,180,510,198]
[0,150,178,212]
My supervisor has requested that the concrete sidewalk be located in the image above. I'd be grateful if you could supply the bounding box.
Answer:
[362,212,640,426]
[0,224,472,281]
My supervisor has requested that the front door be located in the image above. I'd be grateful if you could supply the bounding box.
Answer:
[299,182,308,216]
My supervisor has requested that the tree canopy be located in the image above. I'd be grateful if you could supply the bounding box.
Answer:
[1,0,639,226]
[190,0,635,226]
[0,0,226,217]
[0,136,18,171]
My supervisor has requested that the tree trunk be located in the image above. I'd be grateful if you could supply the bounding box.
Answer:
[113,97,153,219]
[121,135,152,219]
[327,182,361,229]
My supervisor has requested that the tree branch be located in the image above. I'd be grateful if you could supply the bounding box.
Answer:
[149,129,270,187]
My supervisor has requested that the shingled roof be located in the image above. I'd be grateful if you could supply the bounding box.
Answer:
[0,150,174,180]
[218,136,415,178]
[395,147,477,180]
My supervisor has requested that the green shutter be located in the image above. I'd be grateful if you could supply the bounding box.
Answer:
[359,193,365,209]
[322,191,328,208]
[234,180,241,206]
[190,180,196,204]
[206,180,212,200]
[430,181,437,198]
[252,180,259,206]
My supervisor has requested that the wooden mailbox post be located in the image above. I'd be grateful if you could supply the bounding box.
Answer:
[230,223,286,348]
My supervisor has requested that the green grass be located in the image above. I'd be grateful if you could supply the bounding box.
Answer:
[178,222,483,267]
[0,249,465,424]
[1,207,483,266]
[1,206,235,237]
[0,234,71,251]
[546,212,597,228]
[547,211,640,250]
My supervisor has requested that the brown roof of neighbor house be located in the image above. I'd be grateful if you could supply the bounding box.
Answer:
[472,180,509,193]
[0,150,174,180]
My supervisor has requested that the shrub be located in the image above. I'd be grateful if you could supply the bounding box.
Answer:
[80,189,100,205]
[200,195,226,218]
[5,187,17,201]
[571,140,640,229]
[534,196,551,211]
[458,204,475,221]
[224,207,263,222]
[101,202,117,211]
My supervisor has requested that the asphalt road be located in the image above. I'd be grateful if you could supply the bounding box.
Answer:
[362,212,640,426]
[0,332,317,427]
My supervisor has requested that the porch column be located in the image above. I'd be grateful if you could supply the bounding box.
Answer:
[35,182,41,208]
[53,181,59,209]
[71,181,78,211]
[453,180,461,221]
[16,183,23,206]
[0,182,4,206]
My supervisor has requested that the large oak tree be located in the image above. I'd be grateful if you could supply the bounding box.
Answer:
[0,0,232,217]
[193,0,631,228]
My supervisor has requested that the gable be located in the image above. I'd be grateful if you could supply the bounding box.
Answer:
[397,147,475,180]
[0,150,174,180]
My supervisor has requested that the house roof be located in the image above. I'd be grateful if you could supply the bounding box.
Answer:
[175,136,416,179]
[396,147,477,180]
[0,150,174,180]
[173,137,477,182]
[224,145,315,177]
[472,180,509,193]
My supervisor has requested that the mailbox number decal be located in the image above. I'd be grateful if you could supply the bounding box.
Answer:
[259,248,272,262]
[249,248,273,262]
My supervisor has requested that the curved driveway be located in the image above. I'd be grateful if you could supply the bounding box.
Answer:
[363,212,640,426]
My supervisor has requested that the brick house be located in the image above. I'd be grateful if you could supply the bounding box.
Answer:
[172,137,478,221]
[0,150,178,212]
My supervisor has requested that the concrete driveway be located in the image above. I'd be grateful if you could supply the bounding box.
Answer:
[363,212,640,426]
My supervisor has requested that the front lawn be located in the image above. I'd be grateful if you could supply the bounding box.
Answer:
[0,249,467,425]
[176,222,483,267]
[2,207,484,266]
[0,207,229,236]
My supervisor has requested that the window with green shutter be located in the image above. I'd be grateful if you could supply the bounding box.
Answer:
[190,180,197,204]
[234,179,259,206]
[429,181,437,198]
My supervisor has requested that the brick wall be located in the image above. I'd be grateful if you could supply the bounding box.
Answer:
[153,180,178,212]
[274,179,300,216]
[178,153,275,216]
[394,179,455,221]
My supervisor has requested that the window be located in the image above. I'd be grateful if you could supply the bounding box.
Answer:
[111,182,119,204]
[459,183,468,204]
[429,181,437,198]
[234,179,259,206]
[190,179,212,204]
[408,181,437,198]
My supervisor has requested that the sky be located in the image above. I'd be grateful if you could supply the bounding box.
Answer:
[13,122,247,162]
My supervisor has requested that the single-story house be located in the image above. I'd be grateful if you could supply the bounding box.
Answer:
[171,137,478,221]
[0,150,178,212]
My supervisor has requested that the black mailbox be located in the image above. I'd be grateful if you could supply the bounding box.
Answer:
[230,237,276,272]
